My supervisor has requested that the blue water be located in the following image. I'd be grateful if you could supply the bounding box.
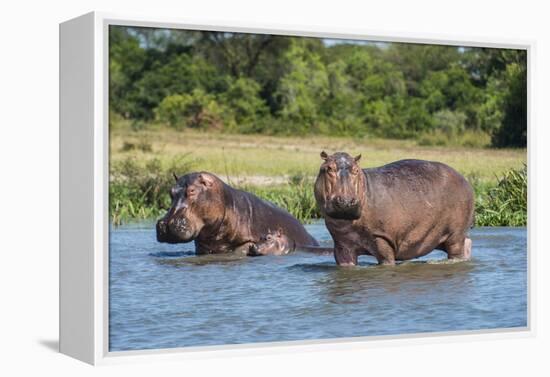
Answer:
[109,223,527,351]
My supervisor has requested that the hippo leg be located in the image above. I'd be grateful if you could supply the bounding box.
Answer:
[234,242,255,255]
[445,236,471,261]
[463,237,472,259]
[334,244,358,266]
[373,238,396,266]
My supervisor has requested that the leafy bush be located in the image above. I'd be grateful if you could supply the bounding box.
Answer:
[245,175,321,223]
[110,155,195,225]
[221,77,268,127]
[432,109,467,135]
[475,165,527,226]
[155,89,233,130]
[121,139,153,152]
[128,54,229,120]
[275,43,329,130]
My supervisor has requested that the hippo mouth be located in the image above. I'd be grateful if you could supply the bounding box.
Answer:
[325,197,361,220]
[156,217,195,243]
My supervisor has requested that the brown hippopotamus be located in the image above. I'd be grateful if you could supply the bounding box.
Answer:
[248,228,292,256]
[156,172,319,254]
[314,152,475,266]
[248,228,334,256]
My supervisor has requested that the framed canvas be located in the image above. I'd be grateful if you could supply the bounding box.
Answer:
[59,11,533,365]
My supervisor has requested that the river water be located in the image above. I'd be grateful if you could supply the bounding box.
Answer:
[109,222,527,351]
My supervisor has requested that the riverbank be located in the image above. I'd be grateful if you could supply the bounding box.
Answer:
[109,126,527,226]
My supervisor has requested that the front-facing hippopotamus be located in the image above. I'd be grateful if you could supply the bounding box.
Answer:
[314,152,475,266]
[156,172,319,255]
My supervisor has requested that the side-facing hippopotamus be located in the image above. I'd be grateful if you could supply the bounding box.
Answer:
[314,152,475,266]
[247,228,333,256]
[156,172,319,255]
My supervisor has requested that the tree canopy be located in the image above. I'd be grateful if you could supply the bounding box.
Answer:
[109,26,527,148]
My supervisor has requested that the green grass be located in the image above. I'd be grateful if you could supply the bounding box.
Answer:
[109,123,527,226]
[244,175,321,224]
[474,165,527,226]
[417,129,492,148]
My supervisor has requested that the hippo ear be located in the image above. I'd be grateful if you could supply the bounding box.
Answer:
[320,151,328,160]
[172,172,179,182]
[198,173,214,188]
[354,154,362,163]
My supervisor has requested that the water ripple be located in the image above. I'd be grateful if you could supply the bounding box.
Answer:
[109,223,527,351]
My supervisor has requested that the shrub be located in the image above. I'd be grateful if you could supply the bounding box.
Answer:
[155,89,233,130]
[475,165,527,226]
[221,77,268,128]
[245,175,321,223]
[110,155,195,225]
[432,109,467,135]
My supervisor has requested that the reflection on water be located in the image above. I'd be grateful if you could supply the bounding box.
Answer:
[109,222,527,351]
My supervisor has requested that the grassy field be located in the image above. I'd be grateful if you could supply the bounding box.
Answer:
[109,122,527,226]
[111,124,525,184]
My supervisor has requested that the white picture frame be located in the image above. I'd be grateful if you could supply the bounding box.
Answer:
[59,11,534,365]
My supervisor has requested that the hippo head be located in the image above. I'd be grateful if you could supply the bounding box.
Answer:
[314,151,365,220]
[156,172,225,243]
[249,228,290,256]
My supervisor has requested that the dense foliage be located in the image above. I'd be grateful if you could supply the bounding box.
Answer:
[474,165,527,226]
[110,27,526,147]
[110,155,526,227]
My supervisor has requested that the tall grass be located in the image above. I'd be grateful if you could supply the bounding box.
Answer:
[110,155,527,227]
[474,164,527,226]
[245,175,321,223]
[110,155,194,225]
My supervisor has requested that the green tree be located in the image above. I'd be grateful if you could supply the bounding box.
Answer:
[109,27,147,118]
[321,60,363,135]
[220,77,268,129]
[155,89,233,130]
[492,60,527,147]
[274,43,329,132]
[386,44,461,95]
[130,54,229,120]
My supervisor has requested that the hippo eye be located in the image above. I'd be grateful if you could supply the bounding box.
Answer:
[351,166,359,175]
[266,235,273,240]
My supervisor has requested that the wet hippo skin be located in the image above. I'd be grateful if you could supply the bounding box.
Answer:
[249,228,334,256]
[156,172,319,255]
[314,152,475,266]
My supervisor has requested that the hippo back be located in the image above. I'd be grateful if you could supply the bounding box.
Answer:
[224,184,319,247]
[363,159,474,232]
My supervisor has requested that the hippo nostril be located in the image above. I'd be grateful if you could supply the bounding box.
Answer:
[158,221,167,232]
[170,217,187,232]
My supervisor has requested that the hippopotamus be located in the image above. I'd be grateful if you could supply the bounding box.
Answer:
[248,228,334,256]
[248,228,291,256]
[314,152,475,266]
[156,172,319,255]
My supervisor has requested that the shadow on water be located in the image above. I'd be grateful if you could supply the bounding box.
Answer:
[148,251,195,257]
[154,253,249,267]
